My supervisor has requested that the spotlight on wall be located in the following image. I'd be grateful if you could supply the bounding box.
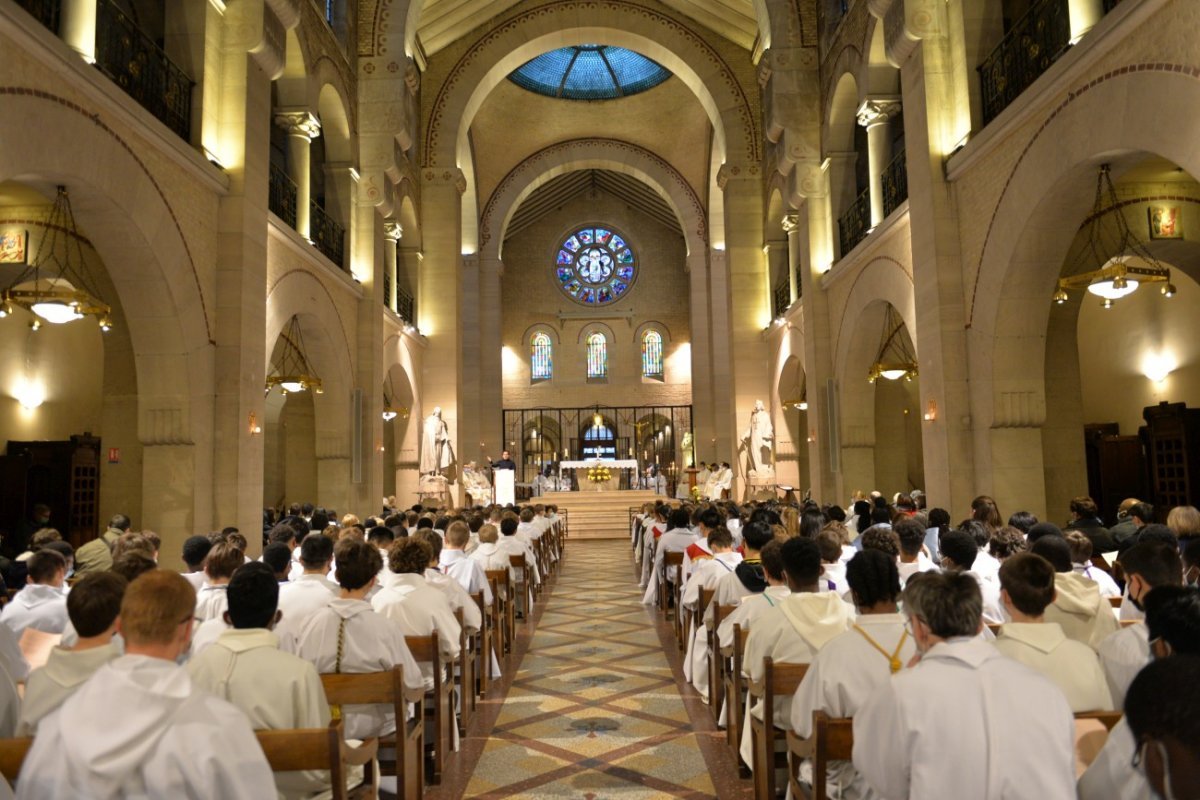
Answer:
[923,400,938,422]
[1142,353,1175,384]
[15,381,44,410]
[248,412,262,435]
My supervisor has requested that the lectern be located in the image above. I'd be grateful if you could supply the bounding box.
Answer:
[494,469,515,505]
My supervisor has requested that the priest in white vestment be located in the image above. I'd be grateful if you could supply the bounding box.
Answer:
[791,550,915,800]
[16,571,275,800]
[0,550,68,637]
[993,553,1113,711]
[295,539,425,741]
[18,573,124,735]
[852,571,1076,800]
[188,562,332,800]
[740,537,855,769]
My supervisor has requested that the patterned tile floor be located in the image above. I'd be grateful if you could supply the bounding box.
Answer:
[430,539,749,799]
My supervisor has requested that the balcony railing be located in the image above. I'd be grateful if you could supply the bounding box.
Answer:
[310,201,345,269]
[268,163,298,229]
[838,187,872,258]
[94,0,193,142]
[882,148,908,218]
[396,289,415,325]
[977,0,1071,126]
[772,278,791,320]
[15,0,60,33]
[383,267,393,312]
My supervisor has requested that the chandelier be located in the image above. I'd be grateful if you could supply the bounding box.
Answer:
[0,186,111,330]
[266,315,323,394]
[868,305,917,383]
[1053,164,1175,309]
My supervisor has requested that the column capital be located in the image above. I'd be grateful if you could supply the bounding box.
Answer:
[781,212,802,233]
[856,96,902,128]
[274,109,322,140]
[383,220,403,242]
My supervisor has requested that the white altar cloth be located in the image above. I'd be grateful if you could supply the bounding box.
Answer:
[560,459,639,470]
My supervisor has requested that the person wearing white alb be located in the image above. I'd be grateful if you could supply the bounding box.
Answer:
[272,533,339,645]
[192,541,243,623]
[680,528,742,693]
[740,537,855,770]
[1031,535,1120,649]
[0,550,69,637]
[993,553,1113,712]
[440,522,494,605]
[15,571,275,800]
[413,530,482,633]
[791,550,916,800]
[642,508,700,606]
[1065,530,1122,598]
[852,570,1077,800]
[295,539,425,742]
[938,530,1005,624]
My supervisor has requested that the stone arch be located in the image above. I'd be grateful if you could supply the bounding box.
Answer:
[577,322,617,345]
[863,17,900,93]
[967,67,1200,516]
[382,333,421,500]
[823,48,863,148]
[633,321,672,345]
[423,3,761,170]
[480,138,706,260]
[275,28,310,106]
[315,77,355,164]
[522,323,561,345]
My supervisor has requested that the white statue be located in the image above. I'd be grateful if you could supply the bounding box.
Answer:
[420,406,454,475]
[743,399,774,477]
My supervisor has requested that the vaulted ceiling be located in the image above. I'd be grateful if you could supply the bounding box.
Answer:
[414,0,758,57]
[505,169,682,241]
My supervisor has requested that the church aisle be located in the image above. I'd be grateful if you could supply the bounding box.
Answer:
[444,540,746,799]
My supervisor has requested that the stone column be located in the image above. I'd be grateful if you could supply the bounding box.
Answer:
[273,110,321,240]
[478,258,504,464]
[687,252,716,465]
[60,0,97,63]
[383,221,402,313]
[857,97,902,227]
[782,212,801,304]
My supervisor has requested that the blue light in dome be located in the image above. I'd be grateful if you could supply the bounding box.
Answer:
[508,45,671,100]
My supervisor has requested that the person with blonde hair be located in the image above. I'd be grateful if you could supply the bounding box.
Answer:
[1167,505,1200,541]
[16,571,274,798]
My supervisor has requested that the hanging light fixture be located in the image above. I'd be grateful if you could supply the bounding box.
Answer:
[868,305,918,383]
[0,186,112,329]
[381,373,408,421]
[266,315,323,394]
[783,377,808,411]
[1053,164,1173,308]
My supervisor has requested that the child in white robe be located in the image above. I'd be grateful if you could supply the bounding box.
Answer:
[680,527,742,695]
[0,550,68,637]
[939,529,1005,624]
[18,572,125,735]
[852,570,1076,800]
[1031,535,1120,648]
[414,530,482,632]
[1065,530,1122,598]
[994,552,1113,712]
[642,508,700,606]
[791,550,916,800]
[192,540,242,622]
[439,522,494,605]
[187,562,331,800]
[275,533,340,643]
[16,571,274,799]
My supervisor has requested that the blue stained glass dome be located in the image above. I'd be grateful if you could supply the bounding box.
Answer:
[508,45,671,100]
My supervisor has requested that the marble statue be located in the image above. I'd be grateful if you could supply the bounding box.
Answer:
[420,406,455,475]
[743,399,774,478]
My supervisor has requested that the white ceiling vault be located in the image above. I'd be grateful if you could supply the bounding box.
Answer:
[414,0,759,58]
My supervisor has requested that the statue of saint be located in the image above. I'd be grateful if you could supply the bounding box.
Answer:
[420,406,455,475]
[742,399,774,477]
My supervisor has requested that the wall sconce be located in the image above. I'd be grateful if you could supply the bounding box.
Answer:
[923,400,938,422]
[15,381,44,410]
[1142,353,1175,384]
[807,429,816,443]
[248,412,262,435]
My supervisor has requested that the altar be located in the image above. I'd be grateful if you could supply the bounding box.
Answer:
[560,459,638,492]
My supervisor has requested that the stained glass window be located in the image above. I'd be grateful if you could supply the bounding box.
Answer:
[555,225,637,306]
[531,332,552,381]
[586,333,608,380]
[642,330,663,379]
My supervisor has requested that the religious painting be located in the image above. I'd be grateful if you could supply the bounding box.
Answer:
[0,229,27,264]
[1148,205,1182,239]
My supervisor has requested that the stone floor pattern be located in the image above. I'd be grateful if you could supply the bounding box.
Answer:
[455,540,728,799]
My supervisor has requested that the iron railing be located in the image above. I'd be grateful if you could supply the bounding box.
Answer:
[15,0,60,32]
[383,266,393,312]
[772,278,791,319]
[882,148,909,218]
[268,163,298,229]
[396,289,415,324]
[310,201,345,269]
[94,0,193,142]
[838,186,872,258]
[977,0,1071,126]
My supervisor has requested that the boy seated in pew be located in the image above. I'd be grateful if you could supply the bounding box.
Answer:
[18,572,126,735]
[412,531,482,634]
[994,552,1114,712]
[17,571,275,799]
[716,540,789,654]
[439,522,493,606]
[1031,535,1120,649]
[0,551,69,638]
[680,527,742,697]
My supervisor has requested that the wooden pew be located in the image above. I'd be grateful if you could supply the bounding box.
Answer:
[319,669,422,800]
[0,737,30,785]
[256,719,378,800]
[708,601,737,720]
[786,710,853,800]
[484,568,514,655]
[454,606,476,731]
[405,631,454,785]
[659,551,685,629]
[472,589,491,697]
[509,554,534,621]
[723,623,749,775]
[747,657,809,800]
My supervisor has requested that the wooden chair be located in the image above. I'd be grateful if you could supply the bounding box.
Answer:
[786,710,854,800]
[723,623,749,771]
[1109,596,1124,609]
[1074,711,1123,774]
[256,719,378,800]
[509,554,533,621]
[319,668,424,800]
[659,551,685,623]
[1074,710,1123,730]
[708,602,737,720]
[748,657,810,800]
[472,590,491,697]
[0,737,31,784]
[692,588,715,682]
[484,568,514,654]
[405,631,454,785]
[453,607,476,731]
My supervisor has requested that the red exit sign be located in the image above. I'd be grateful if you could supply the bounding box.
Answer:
[107,448,120,464]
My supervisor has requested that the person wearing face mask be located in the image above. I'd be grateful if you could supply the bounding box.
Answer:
[1096,542,1183,708]
[1078,586,1200,800]
[851,571,1076,800]
[1123,655,1200,800]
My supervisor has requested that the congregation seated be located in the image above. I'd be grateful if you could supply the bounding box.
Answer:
[1122,655,1200,800]
[495,515,540,591]
[715,540,788,655]
[71,514,128,577]
[193,541,243,623]
[790,549,915,799]
[993,553,1113,711]
[680,527,741,694]
[16,571,275,798]
[412,531,481,633]
[17,573,125,736]
[1031,535,1120,648]
[680,508,724,582]
[262,542,294,583]
[0,552,68,637]
[439,522,492,605]
[187,562,331,799]
[294,539,424,740]
[938,530,1004,624]
[274,534,339,639]
[893,517,937,587]
[641,508,698,606]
